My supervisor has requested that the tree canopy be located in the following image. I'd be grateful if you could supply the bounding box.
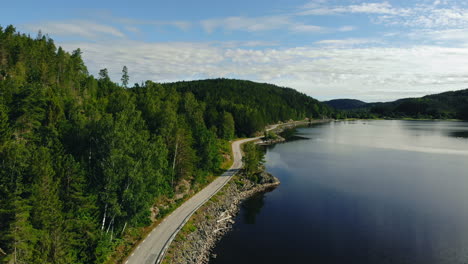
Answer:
[0,25,333,263]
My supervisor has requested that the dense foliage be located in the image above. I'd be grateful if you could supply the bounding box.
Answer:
[0,26,332,263]
[369,89,468,119]
[242,143,264,176]
[327,90,468,120]
[323,99,368,110]
[163,79,334,136]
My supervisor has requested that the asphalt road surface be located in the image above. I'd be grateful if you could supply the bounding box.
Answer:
[124,127,277,264]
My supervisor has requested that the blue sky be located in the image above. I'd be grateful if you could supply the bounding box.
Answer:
[3,0,468,101]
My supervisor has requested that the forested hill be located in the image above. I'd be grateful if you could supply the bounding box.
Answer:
[323,99,368,110]
[326,89,468,120]
[369,89,468,119]
[0,25,332,263]
[163,79,333,136]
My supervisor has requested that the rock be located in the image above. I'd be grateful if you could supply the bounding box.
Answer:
[150,206,160,222]
[258,171,279,185]
[175,179,191,200]
[163,173,280,264]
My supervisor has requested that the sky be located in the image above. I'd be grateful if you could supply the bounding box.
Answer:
[2,0,468,101]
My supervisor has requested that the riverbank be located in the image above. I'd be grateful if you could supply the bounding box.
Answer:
[122,119,329,264]
[159,119,332,263]
[198,120,468,264]
[259,118,333,145]
[161,171,280,264]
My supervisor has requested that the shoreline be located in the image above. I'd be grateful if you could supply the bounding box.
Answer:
[161,119,332,264]
[259,119,333,145]
[161,172,280,264]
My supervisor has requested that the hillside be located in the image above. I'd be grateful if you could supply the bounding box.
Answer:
[324,99,368,110]
[163,79,333,136]
[0,25,332,263]
[369,89,468,119]
[326,89,468,120]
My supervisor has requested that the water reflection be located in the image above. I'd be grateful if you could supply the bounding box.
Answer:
[211,120,468,264]
[242,192,266,224]
[449,131,468,139]
[278,127,309,142]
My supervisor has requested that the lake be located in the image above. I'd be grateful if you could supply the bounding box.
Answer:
[210,120,468,264]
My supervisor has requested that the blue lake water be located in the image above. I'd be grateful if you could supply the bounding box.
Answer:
[210,120,468,264]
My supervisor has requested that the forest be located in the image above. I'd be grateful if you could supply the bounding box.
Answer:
[0,25,333,263]
[369,89,468,119]
[326,89,468,120]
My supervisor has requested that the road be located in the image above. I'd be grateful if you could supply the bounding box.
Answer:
[125,125,278,264]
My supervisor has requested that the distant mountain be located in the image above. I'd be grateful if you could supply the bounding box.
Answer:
[326,89,468,120]
[324,99,369,110]
[331,89,468,120]
[370,88,468,119]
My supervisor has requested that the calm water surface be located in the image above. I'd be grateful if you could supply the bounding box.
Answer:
[210,120,468,264]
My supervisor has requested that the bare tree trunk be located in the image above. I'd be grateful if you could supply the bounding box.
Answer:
[101,204,107,231]
[106,215,115,234]
[121,222,127,235]
[110,226,114,241]
[171,134,179,188]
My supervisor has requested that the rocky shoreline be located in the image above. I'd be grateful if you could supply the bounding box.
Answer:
[259,119,332,145]
[161,119,332,264]
[162,171,280,264]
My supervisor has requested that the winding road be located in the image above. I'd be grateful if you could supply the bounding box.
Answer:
[125,125,278,264]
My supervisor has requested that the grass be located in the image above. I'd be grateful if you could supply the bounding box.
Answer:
[181,220,197,233]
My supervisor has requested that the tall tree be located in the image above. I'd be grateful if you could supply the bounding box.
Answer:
[242,142,265,177]
[0,142,36,264]
[0,103,9,143]
[30,147,68,264]
[98,68,109,81]
[121,66,129,88]
[220,112,235,140]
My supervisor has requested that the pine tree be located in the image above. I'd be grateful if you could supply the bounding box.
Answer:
[121,66,129,88]
[0,142,36,264]
[30,147,67,263]
[220,112,235,140]
[6,181,36,264]
[0,103,10,143]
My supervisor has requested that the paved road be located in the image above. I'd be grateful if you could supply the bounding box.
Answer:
[125,126,277,264]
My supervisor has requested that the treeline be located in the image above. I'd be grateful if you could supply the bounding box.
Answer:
[327,90,468,120]
[369,89,468,119]
[0,25,332,263]
[163,79,334,136]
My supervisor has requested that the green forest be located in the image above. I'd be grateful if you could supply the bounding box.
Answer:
[326,90,468,120]
[369,89,468,119]
[0,25,332,263]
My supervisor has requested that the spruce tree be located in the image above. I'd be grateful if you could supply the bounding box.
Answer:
[121,66,129,88]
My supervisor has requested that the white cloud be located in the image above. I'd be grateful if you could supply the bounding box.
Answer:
[215,40,280,48]
[332,2,468,30]
[338,26,357,32]
[124,26,141,34]
[299,1,402,16]
[399,7,468,28]
[59,40,468,101]
[24,20,125,38]
[25,2,468,101]
[201,15,288,32]
[201,15,325,33]
[105,15,192,31]
[289,24,324,32]
[298,0,468,31]
[315,38,381,47]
